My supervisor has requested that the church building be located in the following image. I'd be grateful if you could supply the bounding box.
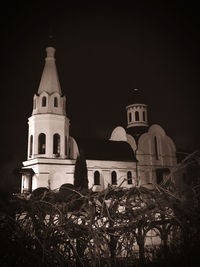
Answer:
[21,47,177,193]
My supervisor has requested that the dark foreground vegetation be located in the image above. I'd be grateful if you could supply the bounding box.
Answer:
[0,176,200,267]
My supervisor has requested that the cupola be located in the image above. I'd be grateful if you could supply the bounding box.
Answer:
[126,88,148,128]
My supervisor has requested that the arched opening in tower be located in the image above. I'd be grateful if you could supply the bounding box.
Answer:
[53,133,60,155]
[38,133,46,154]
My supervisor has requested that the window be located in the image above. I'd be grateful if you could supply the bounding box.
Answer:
[127,171,132,184]
[53,134,60,155]
[94,171,100,185]
[33,98,36,109]
[29,135,33,157]
[143,111,145,121]
[154,136,159,160]
[54,97,58,107]
[111,171,117,185]
[42,96,46,107]
[135,111,139,121]
[129,112,132,122]
[38,133,46,154]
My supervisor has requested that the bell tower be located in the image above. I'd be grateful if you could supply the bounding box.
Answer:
[27,47,70,160]
[21,46,80,193]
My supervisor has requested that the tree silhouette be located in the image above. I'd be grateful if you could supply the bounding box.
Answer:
[74,152,88,191]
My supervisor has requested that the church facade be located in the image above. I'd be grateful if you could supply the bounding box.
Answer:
[21,47,177,193]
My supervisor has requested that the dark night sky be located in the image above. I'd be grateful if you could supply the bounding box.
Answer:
[1,1,200,172]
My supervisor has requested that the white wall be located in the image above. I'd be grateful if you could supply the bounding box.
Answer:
[22,157,137,191]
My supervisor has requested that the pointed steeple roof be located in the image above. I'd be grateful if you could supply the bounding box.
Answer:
[38,47,62,95]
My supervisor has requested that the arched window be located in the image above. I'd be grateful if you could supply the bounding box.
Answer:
[143,111,146,121]
[127,171,132,184]
[38,133,46,154]
[54,97,58,107]
[135,111,139,121]
[94,171,100,185]
[29,135,33,157]
[53,134,60,155]
[154,136,159,160]
[42,96,46,107]
[129,112,132,122]
[111,171,117,185]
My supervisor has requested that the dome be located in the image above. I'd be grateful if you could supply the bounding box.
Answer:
[126,88,147,106]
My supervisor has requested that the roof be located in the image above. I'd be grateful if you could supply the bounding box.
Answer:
[126,88,147,106]
[76,138,137,162]
[38,47,62,95]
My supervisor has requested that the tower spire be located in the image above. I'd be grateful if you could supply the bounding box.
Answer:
[38,47,61,95]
